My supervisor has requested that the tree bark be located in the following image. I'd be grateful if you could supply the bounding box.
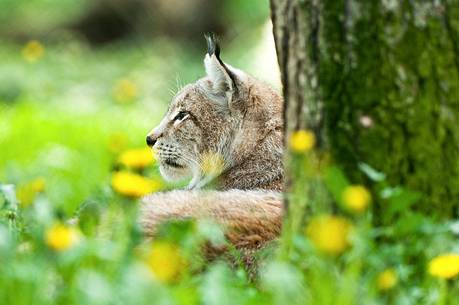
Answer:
[271,0,459,217]
[270,0,324,146]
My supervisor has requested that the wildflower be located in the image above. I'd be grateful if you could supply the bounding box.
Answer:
[201,152,225,176]
[305,215,353,255]
[145,241,185,283]
[428,253,459,279]
[289,130,316,153]
[111,171,161,198]
[377,268,398,291]
[113,78,138,103]
[342,185,372,213]
[108,133,128,154]
[22,40,45,63]
[17,177,46,207]
[45,223,80,251]
[118,148,155,169]
[31,177,45,192]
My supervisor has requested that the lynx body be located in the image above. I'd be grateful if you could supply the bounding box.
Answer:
[141,35,283,251]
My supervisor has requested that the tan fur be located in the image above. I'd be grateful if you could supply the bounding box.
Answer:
[141,190,282,248]
[141,38,283,252]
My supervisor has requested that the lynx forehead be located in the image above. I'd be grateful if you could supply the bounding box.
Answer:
[146,34,283,191]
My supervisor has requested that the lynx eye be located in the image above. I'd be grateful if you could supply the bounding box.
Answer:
[173,111,189,121]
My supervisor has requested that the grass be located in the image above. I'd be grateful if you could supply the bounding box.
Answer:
[0,34,459,305]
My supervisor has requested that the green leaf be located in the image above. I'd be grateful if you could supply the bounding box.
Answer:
[156,219,196,243]
[358,163,386,182]
[324,166,350,204]
[393,212,425,235]
[382,187,422,216]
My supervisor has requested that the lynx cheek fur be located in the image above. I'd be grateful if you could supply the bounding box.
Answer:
[141,34,283,251]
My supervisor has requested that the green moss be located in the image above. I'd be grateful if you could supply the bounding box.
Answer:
[320,1,459,217]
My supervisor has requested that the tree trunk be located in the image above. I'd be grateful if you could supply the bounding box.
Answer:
[271,0,459,217]
[270,0,324,145]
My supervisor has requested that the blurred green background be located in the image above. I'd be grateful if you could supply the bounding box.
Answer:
[1,1,458,305]
[0,0,279,214]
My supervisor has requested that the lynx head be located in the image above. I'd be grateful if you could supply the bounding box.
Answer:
[146,34,282,188]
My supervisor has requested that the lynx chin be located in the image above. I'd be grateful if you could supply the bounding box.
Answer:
[140,34,283,253]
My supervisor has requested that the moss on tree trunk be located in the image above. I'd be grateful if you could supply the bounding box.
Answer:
[271,0,459,218]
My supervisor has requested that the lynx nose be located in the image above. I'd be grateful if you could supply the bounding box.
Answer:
[146,135,157,147]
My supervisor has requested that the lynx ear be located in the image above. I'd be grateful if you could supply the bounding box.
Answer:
[204,33,237,101]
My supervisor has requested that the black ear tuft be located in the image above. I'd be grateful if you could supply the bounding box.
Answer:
[203,32,237,94]
[204,32,221,59]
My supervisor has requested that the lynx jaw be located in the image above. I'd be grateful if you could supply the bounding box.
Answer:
[159,159,190,182]
[164,159,184,168]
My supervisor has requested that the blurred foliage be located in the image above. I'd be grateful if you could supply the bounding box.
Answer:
[0,0,458,304]
[1,136,458,305]
[0,0,90,36]
[0,0,269,46]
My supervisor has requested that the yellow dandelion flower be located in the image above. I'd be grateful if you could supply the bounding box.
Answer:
[290,130,316,153]
[30,177,46,192]
[428,253,459,279]
[45,223,80,251]
[377,268,398,291]
[113,78,138,104]
[111,171,161,198]
[146,241,185,283]
[22,40,45,63]
[17,177,46,207]
[118,147,155,169]
[201,152,225,176]
[342,185,372,214]
[305,215,353,255]
[108,133,129,154]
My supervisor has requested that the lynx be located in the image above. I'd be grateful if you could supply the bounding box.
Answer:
[140,34,283,252]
